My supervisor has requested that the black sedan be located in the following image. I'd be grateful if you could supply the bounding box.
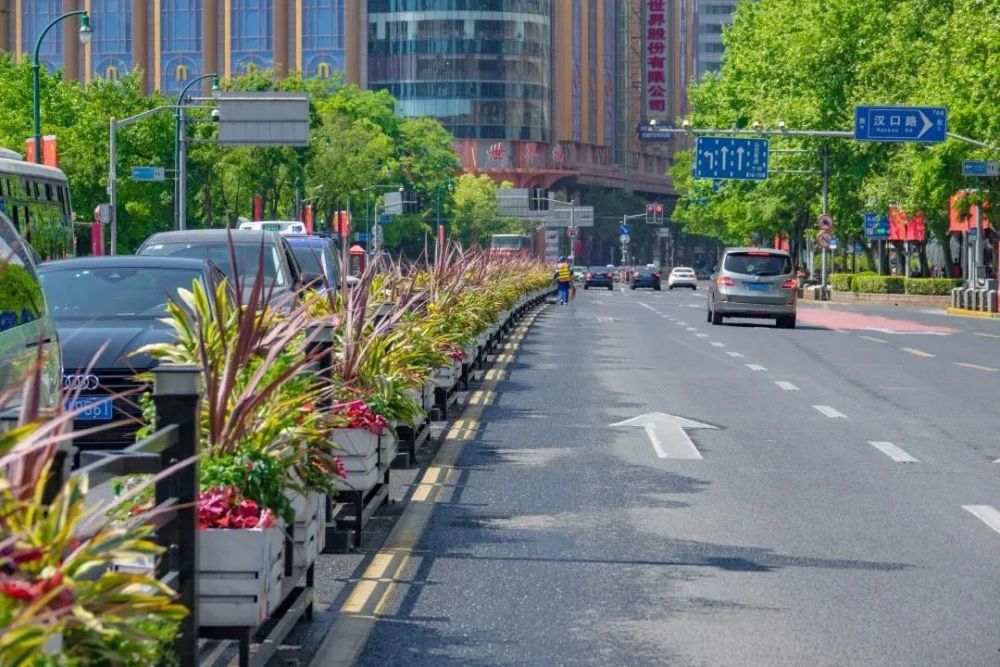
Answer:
[584,267,616,290]
[38,256,224,454]
[630,268,662,291]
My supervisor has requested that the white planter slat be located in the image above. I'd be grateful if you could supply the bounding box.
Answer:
[199,526,284,627]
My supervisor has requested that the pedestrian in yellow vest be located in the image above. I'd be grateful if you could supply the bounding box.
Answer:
[553,257,573,304]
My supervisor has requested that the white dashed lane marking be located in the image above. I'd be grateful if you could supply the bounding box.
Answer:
[745,364,767,372]
[962,505,1000,536]
[726,351,744,358]
[868,441,918,463]
[812,405,847,419]
[710,342,725,347]
[774,381,799,391]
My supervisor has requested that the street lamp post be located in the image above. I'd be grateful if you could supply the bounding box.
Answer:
[33,12,92,164]
[174,73,218,230]
[362,184,403,254]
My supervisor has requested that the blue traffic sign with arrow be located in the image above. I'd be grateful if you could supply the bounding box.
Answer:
[854,106,946,143]
[863,212,889,240]
[694,137,769,181]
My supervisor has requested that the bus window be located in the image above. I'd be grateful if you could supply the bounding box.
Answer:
[44,183,52,201]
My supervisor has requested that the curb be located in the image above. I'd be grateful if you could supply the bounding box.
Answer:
[945,307,1000,319]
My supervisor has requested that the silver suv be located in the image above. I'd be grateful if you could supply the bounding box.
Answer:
[707,248,797,328]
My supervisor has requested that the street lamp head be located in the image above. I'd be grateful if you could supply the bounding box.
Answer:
[777,120,787,131]
[78,14,92,45]
[211,75,220,92]
[751,120,762,131]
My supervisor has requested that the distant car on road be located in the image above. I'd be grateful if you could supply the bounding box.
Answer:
[572,265,586,282]
[584,267,615,290]
[137,229,303,304]
[631,268,661,291]
[667,267,698,290]
[695,267,713,280]
[285,234,339,292]
[707,248,797,328]
[38,256,224,453]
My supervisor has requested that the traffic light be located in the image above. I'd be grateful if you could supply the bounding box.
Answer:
[529,187,548,211]
[402,189,421,214]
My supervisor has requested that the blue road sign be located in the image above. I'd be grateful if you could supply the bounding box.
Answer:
[131,166,165,182]
[619,223,631,235]
[854,106,947,143]
[962,160,999,177]
[637,124,674,142]
[829,238,839,251]
[377,214,393,223]
[355,232,369,242]
[712,179,723,192]
[694,137,769,180]
[863,212,890,240]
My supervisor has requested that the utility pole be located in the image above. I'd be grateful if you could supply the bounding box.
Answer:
[109,119,117,255]
[820,145,829,297]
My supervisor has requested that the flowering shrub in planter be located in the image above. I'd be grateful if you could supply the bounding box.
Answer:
[198,487,276,530]
[332,399,389,435]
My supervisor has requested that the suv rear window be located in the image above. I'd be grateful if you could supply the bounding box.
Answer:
[723,252,792,276]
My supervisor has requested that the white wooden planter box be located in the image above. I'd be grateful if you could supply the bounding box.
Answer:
[423,381,436,410]
[462,343,476,363]
[199,526,284,627]
[403,388,426,425]
[332,428,381,492]
[432,364,456,389]
[289,491,324,570]
[476,332,488,348]
[380,432,398,464]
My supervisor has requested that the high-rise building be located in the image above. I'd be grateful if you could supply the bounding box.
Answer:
[694,0,735,78]
[1,0,683,196]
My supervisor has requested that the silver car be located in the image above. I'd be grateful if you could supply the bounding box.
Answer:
[707,248,797,328]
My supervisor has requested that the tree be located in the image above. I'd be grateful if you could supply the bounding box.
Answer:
[449,174,518,246]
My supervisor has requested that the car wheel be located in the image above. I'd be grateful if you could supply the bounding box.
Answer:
[630,284,636,290]
[584,284,589,290]
[777,315,797,329]
[607,285,613,291]
[711,307,723,325]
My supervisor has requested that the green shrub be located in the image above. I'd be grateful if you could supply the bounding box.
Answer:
[828,273,854,291]
[853,275,905,293]
[905,278,963,295]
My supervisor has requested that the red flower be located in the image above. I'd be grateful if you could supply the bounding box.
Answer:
[332,399,388,434]
[332,456,347,479]
[197,487,275,530]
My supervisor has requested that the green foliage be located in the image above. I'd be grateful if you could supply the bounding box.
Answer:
[853,274,905,294]
[673,0,999,265]
[827,273,854,291]
[904,277,963,295]
[200,451,293,524]
[449,174,519,246]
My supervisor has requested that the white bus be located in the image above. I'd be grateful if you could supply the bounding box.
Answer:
[0,150,75,260]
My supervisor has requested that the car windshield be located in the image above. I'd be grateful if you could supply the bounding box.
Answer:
[140,242,286,288]
[40,267,204,318]
[673,268,694,274]
[723,252,792,276]
[289,245,326,277]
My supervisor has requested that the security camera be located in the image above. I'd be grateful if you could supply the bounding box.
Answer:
[681,119,692,130]
[211,109,221,122]
[777,120,787,130]
[752,120,762,131]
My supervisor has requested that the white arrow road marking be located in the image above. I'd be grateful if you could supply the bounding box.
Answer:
[745,364,767,371]
[775,381,799,391]
[727,351,744,358]
[868,441,918,463]
[859,335,888,344]
[962,505,1000,536]
[610,412,717,460]
[813,405,847,418]
[638,302,657,312]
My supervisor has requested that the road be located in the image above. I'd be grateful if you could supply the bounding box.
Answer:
[330,286,1000,666]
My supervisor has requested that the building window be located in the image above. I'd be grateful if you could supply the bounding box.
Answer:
[303,0,345,79]
[91,0,132,80]
[232,0,274,73]
[105,66,119,80]
[22,1,64,72]
[161,0,202,92]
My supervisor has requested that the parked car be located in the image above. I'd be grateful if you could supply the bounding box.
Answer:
[38,256,225,453]
[667,266,698,290]
[0,213,60,425]
[584,267,615,290]
[630,268,662,291]
[572,265,586,282]
[285,234,339,292]
[136,229,303,304]
[707,248,797,328]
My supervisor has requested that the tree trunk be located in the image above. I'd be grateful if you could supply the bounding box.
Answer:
[918,242,929,277]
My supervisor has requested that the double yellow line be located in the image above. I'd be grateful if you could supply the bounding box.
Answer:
[311,311,541,666]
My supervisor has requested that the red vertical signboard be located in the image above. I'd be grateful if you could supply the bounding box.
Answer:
[644,0,668,117]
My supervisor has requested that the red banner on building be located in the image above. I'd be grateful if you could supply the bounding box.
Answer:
[643,0,668,117]
[888,206,926,242]
[949,191,990,232]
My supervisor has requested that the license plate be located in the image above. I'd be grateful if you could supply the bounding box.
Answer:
[747,283,771,292]
[66,396,113,421]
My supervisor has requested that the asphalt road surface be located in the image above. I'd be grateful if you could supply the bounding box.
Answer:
[345,286,1000,666]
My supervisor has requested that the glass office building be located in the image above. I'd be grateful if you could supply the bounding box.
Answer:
[367,0,552,141]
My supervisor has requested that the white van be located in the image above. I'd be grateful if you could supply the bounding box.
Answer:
[0,212,60,425]
[237,219,308,235]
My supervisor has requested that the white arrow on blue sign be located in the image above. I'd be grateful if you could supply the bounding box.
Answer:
[863,212,889,240]
[694,137,769,181]
[854,106,946,143]
[962,161,999,177]
[131,166,165,182]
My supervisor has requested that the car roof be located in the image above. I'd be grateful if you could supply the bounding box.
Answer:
[724,247,790,256]
[285,235,333,247]
[39,256,210,272]
[141,229,284,245]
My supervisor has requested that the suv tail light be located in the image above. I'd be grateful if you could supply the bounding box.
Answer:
[653,273,660,279]
[717,276,735,287]
[781,278,797,289]
[586,273,592,279]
